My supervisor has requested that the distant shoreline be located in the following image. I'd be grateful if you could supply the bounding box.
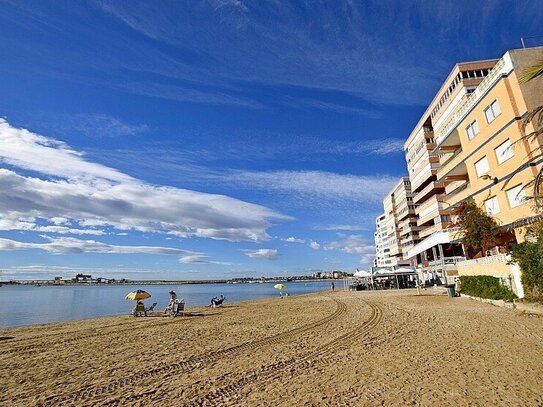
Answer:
[0,278,339,287]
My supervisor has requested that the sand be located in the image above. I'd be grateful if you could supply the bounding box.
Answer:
[1,289,543,406]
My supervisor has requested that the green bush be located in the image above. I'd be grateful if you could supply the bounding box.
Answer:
[460,275,517,301]
[511,226,543,303]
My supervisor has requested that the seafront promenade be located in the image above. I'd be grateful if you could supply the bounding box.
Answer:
[1,290,542,406]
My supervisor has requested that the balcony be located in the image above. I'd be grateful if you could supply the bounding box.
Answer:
[417,195,449,226]
[413,181,446,204]
[437,147,464,180]
[418,222,445,239]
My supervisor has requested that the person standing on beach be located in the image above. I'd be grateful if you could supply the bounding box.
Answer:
[331,282,335,291]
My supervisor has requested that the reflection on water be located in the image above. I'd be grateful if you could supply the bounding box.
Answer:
[0,281,336,328]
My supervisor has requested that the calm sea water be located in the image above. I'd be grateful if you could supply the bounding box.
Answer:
[0,280,338,328]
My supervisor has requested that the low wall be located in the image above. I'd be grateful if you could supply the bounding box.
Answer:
[456,255,525,298]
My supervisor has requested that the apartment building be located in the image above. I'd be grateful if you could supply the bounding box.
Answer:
[403,59,499,275]
[373,213,387,267]
[374,177,413,268]
[404,45,543,291]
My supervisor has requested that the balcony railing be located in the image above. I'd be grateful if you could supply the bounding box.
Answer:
[457,254,510,266]
[428,256,467,267]
[413,181,446,204]
[435,56,512,145]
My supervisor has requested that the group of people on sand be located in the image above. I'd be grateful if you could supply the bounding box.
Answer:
[134,290,227,316]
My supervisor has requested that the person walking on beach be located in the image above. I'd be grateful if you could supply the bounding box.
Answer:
[331,282,335,291]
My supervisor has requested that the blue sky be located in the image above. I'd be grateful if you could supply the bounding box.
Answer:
[1,0,542,280]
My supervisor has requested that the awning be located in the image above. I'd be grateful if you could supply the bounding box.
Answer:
[407,228,461,258]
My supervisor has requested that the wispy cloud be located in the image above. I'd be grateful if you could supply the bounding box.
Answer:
[0,236,195,256]
[242,248,279,260]
[178,253,232,265]
[0,119,290,242]
[323,234,375,265]
[313,224,368,231]
[227,170,397,203]
[37,113,149,138]
[309,241,320,250]
[96,0,444,105]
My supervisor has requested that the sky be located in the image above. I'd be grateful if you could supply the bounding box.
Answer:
[1,0,542,280]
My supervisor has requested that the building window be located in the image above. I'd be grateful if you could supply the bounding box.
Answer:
[474,156,490,177]
[484,196,500,215]
[506,184,526,208]
[466,120,480,140]
[495,139,514,164]
[484,100,501,123]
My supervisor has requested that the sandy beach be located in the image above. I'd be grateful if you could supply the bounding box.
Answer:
[1,289,543,406]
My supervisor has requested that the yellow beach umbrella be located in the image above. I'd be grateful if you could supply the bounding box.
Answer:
[125,290,151,301]
[274,283,286,290]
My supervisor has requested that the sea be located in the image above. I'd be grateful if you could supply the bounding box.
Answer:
[0,280,340,328]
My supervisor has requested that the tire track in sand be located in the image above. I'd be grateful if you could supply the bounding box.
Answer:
[37,297,347,407]
[113,299,383,406]
[186,300,383,407]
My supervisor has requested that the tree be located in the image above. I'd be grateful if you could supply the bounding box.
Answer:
[517,59,543,208]
[453,197,500,258]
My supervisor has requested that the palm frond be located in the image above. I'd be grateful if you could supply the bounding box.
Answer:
[521,59,543,82]
[521,105,543,132]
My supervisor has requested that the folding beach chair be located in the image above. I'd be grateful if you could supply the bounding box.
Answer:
[170,299,185,317]
[145,302,158,313]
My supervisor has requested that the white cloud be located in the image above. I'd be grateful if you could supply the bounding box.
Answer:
[0,216,106,235]
[0,119,290,242]
[0,236,195,255]
[323,235,375,266]
[178,253,232,265]
[309,240,320,250]
[242,248,279,260]
[282,236,305,243]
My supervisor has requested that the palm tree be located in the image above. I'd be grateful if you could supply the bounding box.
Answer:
[510,60,543,208]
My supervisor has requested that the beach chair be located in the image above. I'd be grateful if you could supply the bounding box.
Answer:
[146,302,158,313]
[170,299,185,317]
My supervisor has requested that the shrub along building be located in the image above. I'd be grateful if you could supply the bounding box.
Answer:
[373,45,543,298]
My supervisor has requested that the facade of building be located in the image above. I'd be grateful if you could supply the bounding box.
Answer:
[373,45,543,293]
[374,177,413,268]
[373,213,387,267]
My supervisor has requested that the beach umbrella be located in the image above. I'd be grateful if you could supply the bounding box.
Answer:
[274,283,286,290]
[125,290,151,301]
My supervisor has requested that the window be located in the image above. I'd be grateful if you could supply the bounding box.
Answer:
[484,100,501,123]
[506,184,526,208]
[466,120,480,140]
[474,156,490,177]
[495,139,514,164]
[484,196,500,215]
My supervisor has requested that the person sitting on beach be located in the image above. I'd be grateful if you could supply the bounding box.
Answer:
[209,295,226,308]
[133,300,146,317]
[164,290,177,314]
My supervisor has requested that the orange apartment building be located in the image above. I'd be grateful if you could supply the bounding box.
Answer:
[374,45,543,296]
